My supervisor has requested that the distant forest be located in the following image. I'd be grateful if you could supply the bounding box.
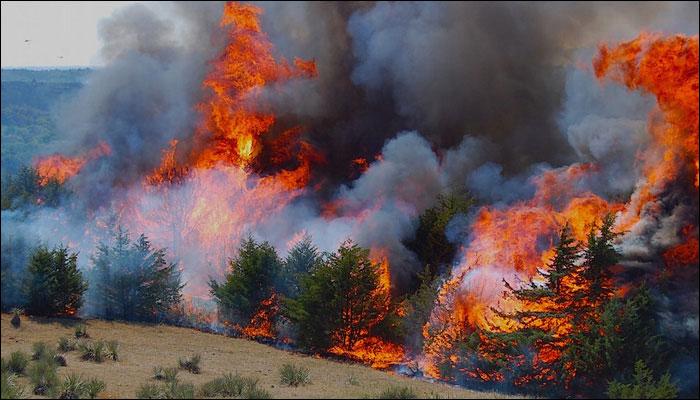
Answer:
[1,69,92,179]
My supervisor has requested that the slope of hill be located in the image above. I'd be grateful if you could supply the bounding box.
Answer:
[0,314,517,399]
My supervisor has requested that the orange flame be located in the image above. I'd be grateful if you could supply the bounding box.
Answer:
[34,141,111,185]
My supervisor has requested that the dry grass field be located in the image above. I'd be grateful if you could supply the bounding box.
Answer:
[1,313,520,399]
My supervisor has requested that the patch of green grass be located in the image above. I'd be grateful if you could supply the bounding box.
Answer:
[74,323,89,339]
[153,366,179,382]
[178,354,201,374]
[136,382,163,399]
[84,378,106,399]
[4,352,29,375]
[28,358,59,396]
[78,340,107,363]
[348,373,360,386]
[1,370,26,399]
[137,381,196,399]
[106,340,120,361]
[279,363,310,387]
[378,386,418,399]
[58,336,77,352]
[31,341,55,361]
[58,373,85,399]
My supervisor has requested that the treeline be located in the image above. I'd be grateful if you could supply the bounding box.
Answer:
[1,228,183,323]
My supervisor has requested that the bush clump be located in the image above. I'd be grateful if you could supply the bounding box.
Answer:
[10,308,22,329]
[106,340,120,361]
[607,360,678,399]
[28,358,59,396]
[137,381,195,399]
[178,354,201,374]
[1,370,26,399]
[31,341,55,361]
[199,373,260,398]
[153,366,179,382]
[56,373,106,399]
[74,324,89,339]
[78,340,106,363]
[58,336,77,352]
[378,386,418,399]
[4,352,29,375]
[279,363,310,387]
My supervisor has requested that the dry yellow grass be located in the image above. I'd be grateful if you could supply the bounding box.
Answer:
[1,313,518,399]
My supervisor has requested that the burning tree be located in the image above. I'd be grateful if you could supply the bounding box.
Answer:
[209,236,282,329]
[283,240,393,352]
[89,228,183,322]
[24,245,86,317]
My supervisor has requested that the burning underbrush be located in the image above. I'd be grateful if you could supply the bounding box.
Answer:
[1,1,698,398]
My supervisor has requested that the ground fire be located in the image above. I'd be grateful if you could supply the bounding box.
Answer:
[4,2,698,398]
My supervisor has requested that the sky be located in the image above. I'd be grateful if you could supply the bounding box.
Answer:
[1,1,138,68]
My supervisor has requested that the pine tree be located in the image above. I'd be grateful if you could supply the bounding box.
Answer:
[283,240,390,352]
[24,245,87,316]
[278,234,320,298]
[90,228,183,321]
[210,236,282,325]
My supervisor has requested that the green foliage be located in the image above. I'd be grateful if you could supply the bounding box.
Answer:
[1,370,26,399]
[153,366,179,383]
[106,340,120,361]
[83,378,106,399]
[283,240,390,351]
[278,234,320,298]
[210,237,282,324]
[58,337,77,353]
[28,358,59,396]
[5,352,29,375]
[178,354,201,374]
[78,340,107,363]
[401,265,441,352]
[378,386,417,399]
[23,245,87,316]
[279,363,310,387]
[199,373,262,398]
[607,360,678,399]
[89,228,183,322]
[563,284,665,387]
[0,166,69,210]
[58,373,86,399]
[31,342,55,362]
[136,383,163,399]
[405,193,473,282]
[74,324,89,339]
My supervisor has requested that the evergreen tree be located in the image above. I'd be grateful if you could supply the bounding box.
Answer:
[283,240,390,351]
[210,236,282,325]
[24,245,86,316]
[607,360,678,399]
[278,234,320,298]
[90,228,183,321]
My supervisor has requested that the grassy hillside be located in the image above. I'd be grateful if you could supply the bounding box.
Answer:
[0,314,518,399]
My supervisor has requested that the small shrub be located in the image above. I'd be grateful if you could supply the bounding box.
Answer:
[83,378,106,399]
[199,373,252,397]
[378,386,417,399]
[1,370,26,399]
[74,324,89,339]
[348,374,360,386]
[167,381,195,399]
[178,354,201,374]
[58,373,85,399]
[10,308,22,329]
[78,340,107,363]
[244,384,272,399]
[28,358,59,396]
[153,366,178,382]
[58,337,77,352]
[5,352,29,375]
[106,340,120,361]
[279,363,310,387]
[136,383,163,399]
[32,341,55,361]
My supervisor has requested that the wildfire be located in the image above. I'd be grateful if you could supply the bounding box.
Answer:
[34,141,111,185]
[421,33,699,383]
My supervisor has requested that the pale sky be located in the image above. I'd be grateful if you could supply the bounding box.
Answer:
[1,1,139,68]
